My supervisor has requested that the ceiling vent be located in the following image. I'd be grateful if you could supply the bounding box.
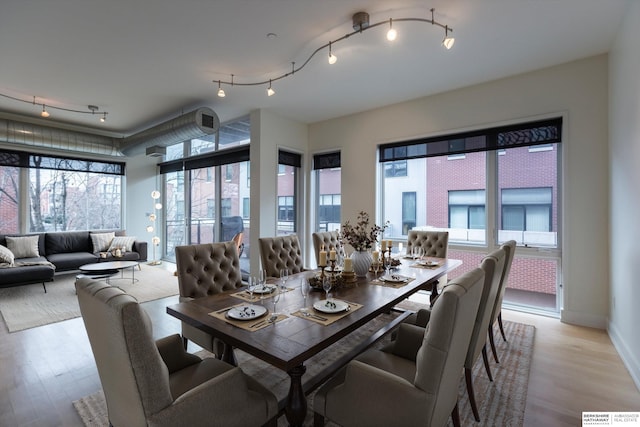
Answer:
[145,145,166,157]
[120,107,219,156]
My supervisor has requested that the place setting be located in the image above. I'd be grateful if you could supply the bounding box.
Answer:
[291,276,362,325]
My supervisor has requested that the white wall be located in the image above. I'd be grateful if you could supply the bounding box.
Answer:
[309,55,610,329]
[124,153,162,258]
[608,0,640,390]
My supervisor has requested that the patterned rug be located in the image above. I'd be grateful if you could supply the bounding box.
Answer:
[73,311,535,426]
[0,265,178,332]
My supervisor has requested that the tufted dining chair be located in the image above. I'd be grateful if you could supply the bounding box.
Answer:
[313,267,485,427]
[487,240,517,364]
[175,242,243,356]
[312,230,340,267]
[258,234,305,278]
[406,230,450,306]
[76,278,278,427]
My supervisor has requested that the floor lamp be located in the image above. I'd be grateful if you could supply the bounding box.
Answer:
[147,190,162,265]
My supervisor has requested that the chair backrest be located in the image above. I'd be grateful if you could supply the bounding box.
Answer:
[175,242,243,299]
[414,267,484,427]
[489,240,517,324]
[312,230,340,266]
[465,247,506,368]
[76,279,173,427]
[258,234,304,277]
[406,230,449,258]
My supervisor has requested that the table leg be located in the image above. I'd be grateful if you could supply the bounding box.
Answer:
[285,364,307,427]
[221,342,237,366]
[429,280,440,307]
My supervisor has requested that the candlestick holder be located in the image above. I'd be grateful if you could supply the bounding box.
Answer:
[319,265,327,281]
[329,259,338,285]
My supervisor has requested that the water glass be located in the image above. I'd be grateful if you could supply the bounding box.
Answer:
[280,268,289,290]
[300,277,311,313]
[258,269,267,305]
[247,276,256,300]
[270,286,281,322]
[322,277,331,300]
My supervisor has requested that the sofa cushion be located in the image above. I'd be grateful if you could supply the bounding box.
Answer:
[0,261,55,287]
[91,232,115,252]
[46,252,98,271]
[108,236,137,252]
[45,231,91,255]
[6,235,40,258]
[0,245,15,266]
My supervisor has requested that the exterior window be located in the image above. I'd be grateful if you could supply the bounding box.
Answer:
[221,198,231,218]
[319,194,341,228]
[448,190,486,230]
[384,160,407,177]
[206,198,214,218]
[0,166,20,233]
[402,192,416,234]
[225,164,233,181]
[242,197,250,219]
[278,196,295,221]
[501,187,552,232]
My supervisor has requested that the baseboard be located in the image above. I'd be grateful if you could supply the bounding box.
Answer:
[608,320,640,392]
[560,308,607,329]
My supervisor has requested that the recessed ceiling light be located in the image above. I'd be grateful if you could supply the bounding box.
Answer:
[267,32,277,39]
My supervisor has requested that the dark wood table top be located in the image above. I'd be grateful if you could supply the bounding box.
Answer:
[167,258,461,372]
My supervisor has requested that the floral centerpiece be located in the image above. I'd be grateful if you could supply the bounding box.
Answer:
[341,211,388,277]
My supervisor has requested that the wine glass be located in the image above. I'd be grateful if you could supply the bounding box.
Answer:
[280,268,289,290]
[258,269,267,305]
[300,277,311,314]
[322,277,331,300]
[372,258,381,280]
[269,286,281,322]
[247,276,256,300]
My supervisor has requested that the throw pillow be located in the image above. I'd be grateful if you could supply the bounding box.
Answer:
[108,236,136,252]
[6,235,40,259]
[91,232,115,253]
[0,244,15,266]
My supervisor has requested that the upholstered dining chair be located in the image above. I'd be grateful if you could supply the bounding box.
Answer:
[487,240,517,364]
[76,278,278,427]
[406,229,450,306]
[175,241,243,356]
[312,230,340,267]
[258,234,305,278]
[313,267,485,427]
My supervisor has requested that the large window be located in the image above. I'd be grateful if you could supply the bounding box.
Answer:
[0,149,124,234]
[313,152,341,232]
[380,117,562,314]
[277,150,301,235]
[161,116,251,269]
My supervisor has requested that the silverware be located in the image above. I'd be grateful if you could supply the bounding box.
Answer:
[250,319,266,328]
[309,313,328,321]
[216,307,233,314]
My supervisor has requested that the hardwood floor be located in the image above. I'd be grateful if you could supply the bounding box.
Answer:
[0,285,638,426]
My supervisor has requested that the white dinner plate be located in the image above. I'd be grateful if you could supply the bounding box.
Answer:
[226,304,268,320]
[252,284,277,294]
[313,299,350,314]
[381,274,408,283]
[418,260,440,267]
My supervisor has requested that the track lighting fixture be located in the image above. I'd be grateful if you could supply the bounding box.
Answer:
[328,41,337,65]
[213,8,454,98]
[0,93,110,123]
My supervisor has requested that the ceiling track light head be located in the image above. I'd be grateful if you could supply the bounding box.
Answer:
[352,11,370,32]
[88,105,99,113]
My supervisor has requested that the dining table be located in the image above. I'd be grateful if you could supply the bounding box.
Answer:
[166,256,461,427]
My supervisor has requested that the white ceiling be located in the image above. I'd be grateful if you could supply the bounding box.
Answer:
[0,0,628,137]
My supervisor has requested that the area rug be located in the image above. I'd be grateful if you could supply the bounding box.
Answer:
[0,265,178,333]
[73,315,535,426]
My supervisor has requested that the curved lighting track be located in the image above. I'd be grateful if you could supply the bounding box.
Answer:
[214,8,454,95]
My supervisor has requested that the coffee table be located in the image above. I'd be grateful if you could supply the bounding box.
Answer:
[79,260,140,284]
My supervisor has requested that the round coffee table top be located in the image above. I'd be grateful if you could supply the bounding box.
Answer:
[79,260,139,272]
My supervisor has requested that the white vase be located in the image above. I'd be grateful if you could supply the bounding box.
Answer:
[351,250,373,277]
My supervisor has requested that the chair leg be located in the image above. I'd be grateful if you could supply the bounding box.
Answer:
[488,324,500,364]
[498,312,507,342]
[481,344,494,381]
[42,282,47,293]
[451,400,461,427]
[314,412,325,427]
[182,336,188,350]
[465,367,481,422]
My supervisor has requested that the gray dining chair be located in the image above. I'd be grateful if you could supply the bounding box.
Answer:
[175,242,243,356]
[76,278,278,427]
[258,234,305,278]
[313,267,485,427]
[488,240,517,363]
[406,230,449,305]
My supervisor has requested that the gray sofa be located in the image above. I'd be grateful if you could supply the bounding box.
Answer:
[0,230,147,292]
